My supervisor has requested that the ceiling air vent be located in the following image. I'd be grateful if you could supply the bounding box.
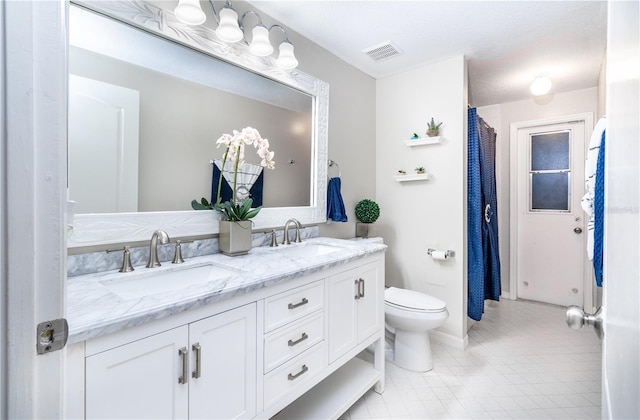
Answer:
[363,41,402,62]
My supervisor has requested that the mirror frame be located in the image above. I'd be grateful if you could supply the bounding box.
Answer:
[68,0,329,249]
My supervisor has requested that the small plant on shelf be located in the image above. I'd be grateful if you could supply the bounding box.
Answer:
[397,169,407,175]
[415,166,425,174]
[426,117,443,137]
[411,132,420,140]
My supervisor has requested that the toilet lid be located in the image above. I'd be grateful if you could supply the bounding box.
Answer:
[384,287,446,312]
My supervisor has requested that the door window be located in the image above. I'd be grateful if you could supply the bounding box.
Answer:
[529,130,571,212]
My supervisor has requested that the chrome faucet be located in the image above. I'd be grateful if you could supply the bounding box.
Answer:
[282,219,302,245]
[147,230,170,268]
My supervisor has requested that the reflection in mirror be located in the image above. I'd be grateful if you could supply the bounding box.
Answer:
[69,5,312,214]
[67,1,329,248]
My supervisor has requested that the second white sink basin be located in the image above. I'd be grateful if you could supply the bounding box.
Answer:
[273,243,343,258]
[99,263,237,300]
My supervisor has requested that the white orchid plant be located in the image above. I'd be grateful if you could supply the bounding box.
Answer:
[191,127,275,221]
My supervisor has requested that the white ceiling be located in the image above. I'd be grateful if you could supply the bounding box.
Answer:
[248,0,608,107]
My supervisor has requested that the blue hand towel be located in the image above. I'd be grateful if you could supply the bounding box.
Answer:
[327,177,348,222]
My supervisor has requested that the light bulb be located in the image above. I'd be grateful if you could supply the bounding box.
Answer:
[530,77,552,96]
[216,7,243,43]
[174,0,206,25]
[277,41,298,70]
[249,25,273,56]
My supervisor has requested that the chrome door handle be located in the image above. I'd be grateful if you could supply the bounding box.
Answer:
[566,306,604,339]
[178,347,188,384]
[288,332,309,347]
[287,364,308,381]
[288,298,308,310]
[192,343,201,379]
[354,279,360,300]
[574,227,583,234]
[359,278,365,298]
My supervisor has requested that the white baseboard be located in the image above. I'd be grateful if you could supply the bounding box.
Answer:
[500,291,514,300]
[430,330,468,350]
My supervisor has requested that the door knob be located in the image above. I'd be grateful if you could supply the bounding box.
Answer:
[574,227,583,234]
[566,306,604,339]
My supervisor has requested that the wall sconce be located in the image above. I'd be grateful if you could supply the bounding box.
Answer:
[530,77,552,96]
[174,0,298,70]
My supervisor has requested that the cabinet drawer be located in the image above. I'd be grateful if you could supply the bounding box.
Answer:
[264,311,324,373]
[264,280,324,332]
[263,343,327,409]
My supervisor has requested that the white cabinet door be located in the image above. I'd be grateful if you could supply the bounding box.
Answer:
[189,303,257,420]
[356,262,382,343]
[328,269,358,363]
[85,326,189,419]
[328,263,383,363]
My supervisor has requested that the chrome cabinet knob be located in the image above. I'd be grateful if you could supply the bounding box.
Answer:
[566,306,604,340]
[574,227,583,234]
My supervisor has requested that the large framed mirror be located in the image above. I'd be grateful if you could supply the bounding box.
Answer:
[68,0,329,248]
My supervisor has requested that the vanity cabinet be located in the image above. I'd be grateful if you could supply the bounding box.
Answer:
[67,251,385,420]
[85,303,256,420]
[328,262,381,363]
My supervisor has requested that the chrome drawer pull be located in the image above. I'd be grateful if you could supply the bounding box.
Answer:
[288,297,308,310]
[288,332,309,347]
[178,347,188,384]
[287,364,309,381]
[192,343,201,379]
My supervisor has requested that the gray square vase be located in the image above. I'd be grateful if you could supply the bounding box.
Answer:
[356,222,378,238]
[219,220,252,256]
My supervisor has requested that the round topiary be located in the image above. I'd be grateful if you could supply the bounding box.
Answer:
[355,199,380,224]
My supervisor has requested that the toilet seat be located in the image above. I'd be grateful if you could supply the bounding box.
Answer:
[385,287,446,313]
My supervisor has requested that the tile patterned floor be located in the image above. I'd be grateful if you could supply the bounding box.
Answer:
[344,299,602,419]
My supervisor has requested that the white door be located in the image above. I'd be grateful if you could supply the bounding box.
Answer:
[601,1,639,417]
[328,269,358,363]
[514,118,589,307]
[356,262,382,342]
[85,326,189,419]
[68,74,140,214]
[189,304,257,420]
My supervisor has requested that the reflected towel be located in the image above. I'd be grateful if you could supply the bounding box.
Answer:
[327,177,348,222]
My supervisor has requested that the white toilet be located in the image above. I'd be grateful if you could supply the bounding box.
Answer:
[355,237,449,372]
[385,287,448,372]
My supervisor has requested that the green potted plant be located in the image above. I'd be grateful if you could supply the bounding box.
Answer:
[411,132,420,140]
[415,166,425,174]
[397,169,407,175]
[192,127,275,256]
[426,117,443,137]
[355,199,380,238]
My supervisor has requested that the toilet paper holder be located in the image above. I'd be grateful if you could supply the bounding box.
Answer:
[427,248,455,258]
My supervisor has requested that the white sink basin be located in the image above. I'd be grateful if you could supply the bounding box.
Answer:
[99,263,237,300]
[273,243,343,258]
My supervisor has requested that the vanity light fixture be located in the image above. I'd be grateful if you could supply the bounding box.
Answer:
[173,0,299,70]
[530,76,552,96]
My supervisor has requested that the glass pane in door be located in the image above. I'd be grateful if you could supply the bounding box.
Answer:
[531,172,570,211]
[529,130,571,212]
[531,131,570,171]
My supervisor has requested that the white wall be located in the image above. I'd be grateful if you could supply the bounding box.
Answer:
[376,56,468,345]
[477,87,598,296]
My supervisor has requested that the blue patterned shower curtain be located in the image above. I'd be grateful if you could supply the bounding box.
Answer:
[468,108,501,321]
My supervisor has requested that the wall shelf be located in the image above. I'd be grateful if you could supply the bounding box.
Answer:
[404,136,442,147]
[394,173,432,182]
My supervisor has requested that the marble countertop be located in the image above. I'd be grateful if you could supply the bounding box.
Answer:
[67,237,386,344]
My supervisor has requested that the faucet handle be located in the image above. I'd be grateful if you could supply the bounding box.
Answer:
[107,246,135,273]
[172,240,192,264]
[270,230,279,247]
